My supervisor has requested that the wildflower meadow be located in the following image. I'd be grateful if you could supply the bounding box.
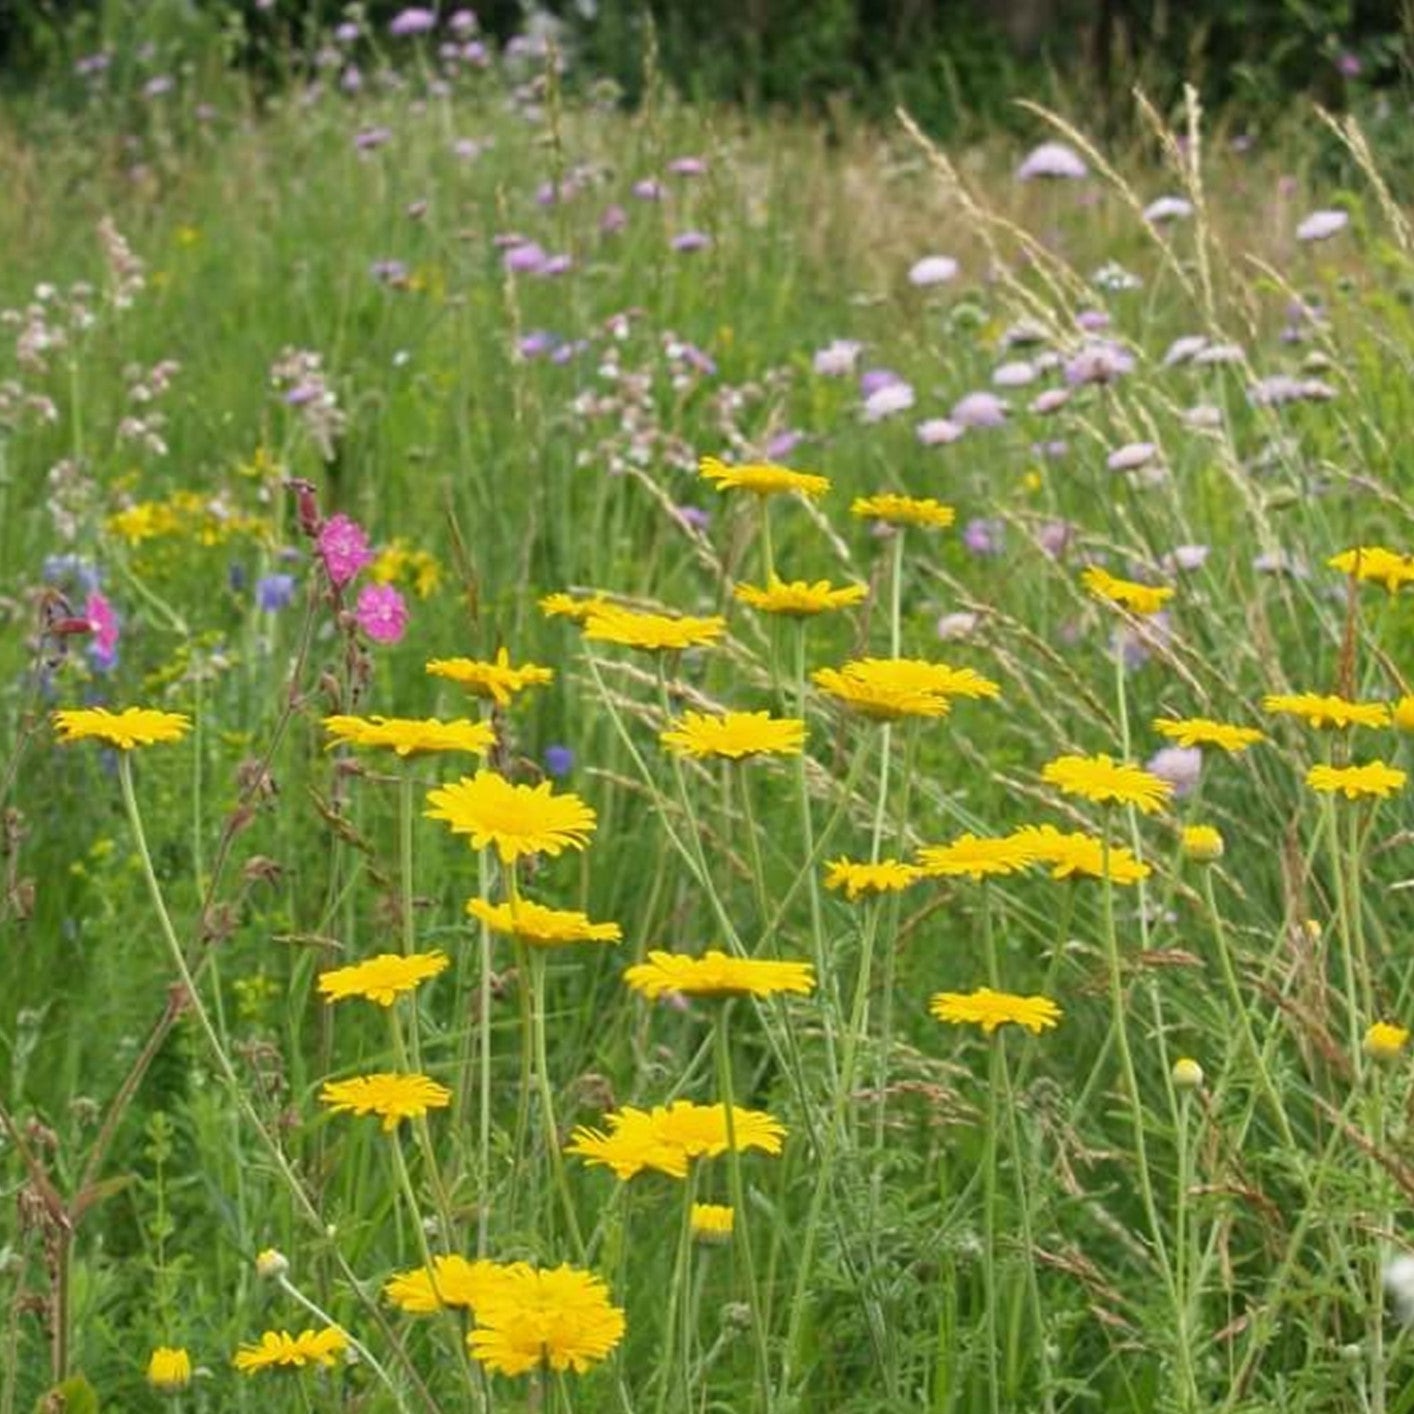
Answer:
[3,7,1414,1412]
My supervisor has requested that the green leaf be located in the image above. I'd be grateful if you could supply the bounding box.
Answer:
[34,1375,98,1414]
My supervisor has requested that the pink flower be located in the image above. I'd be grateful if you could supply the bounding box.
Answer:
[317,513,373,587]
[84,590,119,669]
[354,583,408,643]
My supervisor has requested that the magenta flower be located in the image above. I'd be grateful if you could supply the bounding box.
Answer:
[84,591,119,669]
[317,513,373,587]
[389,8,437,37]
[355,583,408,643]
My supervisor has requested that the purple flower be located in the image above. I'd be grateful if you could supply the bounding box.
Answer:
[1113,612,1172,672]
[963,518,1005,556]
[674,504,711,532]
[504,241,548,274]
[1147,745,1201,797]
[1016,141,1088,181]
[765,430,803,459]
[256,573,297,611]
[992,360,1037,388]
[1183,404,1223,429]
[1337,51,1362,78]
[1063,342,1135,386]
[1029,388,1071,415]
[908,255,959,287]
[1143,195,1194,224]
[389,8,437,37]
[334,21,360,42]
[518,331,557,359]
[1192,343,1244,366]
[668,156,707,176]
[449,9,479,35]
[863,381,915,422]
[453,137,485,161]
[950,391,1008,428]
[1107,441,1157,472]
[354,126,392,152]
[632,179,664,201]
[936,611,980,640]
[142,75,174,99]
[916,418,964,446]
[1163,544,1210,572]
[1163,335,1208,367]
[85,592,119,670]
[540,254,574,276]
[355,583,408,643]
[671,231,712,253]
[317,513,373,588]
[1036,521,1074,558]
[370,259,408,284]
[544,744,575,778]
[44,554,101,594]
[600,204,627,233]
[859,368,903,397]
[1075,308,1111,332]
[813,339,862,377]
[1296,209,1349,242]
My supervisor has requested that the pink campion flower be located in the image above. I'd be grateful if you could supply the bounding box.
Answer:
[84,590,119,669]
[354,583,408,643]
[317,513,373,587]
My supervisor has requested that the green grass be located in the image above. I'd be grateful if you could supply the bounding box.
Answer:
[2,22,1414,1414]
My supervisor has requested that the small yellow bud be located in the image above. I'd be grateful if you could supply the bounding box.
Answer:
[1394,696,1414,733]
[1181,825,1224,863]
[690,1203,735,1244]
[1172,1057,1204,1091]
[255,1247,289,1279]
[146,1346,192,1392]
[1364,1021,1410,1063]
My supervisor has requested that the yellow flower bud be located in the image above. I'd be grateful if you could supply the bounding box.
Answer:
[146,1346,191,1392]
[255,1247,289,1279]
[1172,1057,1204,1091]
[1364,1021,1410,1063]
[1394,695,1414,733]
[1181,825,1224,863]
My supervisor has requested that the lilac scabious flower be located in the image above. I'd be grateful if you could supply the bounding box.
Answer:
[992,360,1037,388]
[1029,388,1070,415]
[544,744,575,778]
[44,554,101,593]
[504,241,548,274]
[936,611,980,640]
[317,514,373,588]
[1075,308,1112,332]
[813,339,861,377]
[671,231,712,253]
[908,255,959,287]
[1034,438,1069,459]
[1107,441,1157,472]
[1143,195,1194,223]
[540,254,574,276]
[673,505,711,533]
[85,591,119,670]
[1192,343,1244,366]
[950,391,1008,428]
[355,583,408,643]
[453,137,485,161]
[1036,521,1074,558]
[1249,374,1335,407]
[863,381,915,422]
[354,126,392,152]
[334,20,360,42]
[600,204,627,234]
[518,331,557,359]
[632,178,664,201]
[963,518,1005,556]
[449,9,479,35]
[1064,342,1135,386]
[1296,209,1349,242]
[1163,544,1210,572]
[668,156,707,176]
[1016,141,1088,181]
[859,368,904,397]
[1163,335,1208,367]
[389,8,437,37]
[765,430,802,459]
[370,259,408,284]
[1253,549,1309,578]
[256,573,297,611]
[1337,51,1362,78]
[142,75,174,99]
[916,417,964,446]
[1147,744,1201,797]
[1112,611,1172,672]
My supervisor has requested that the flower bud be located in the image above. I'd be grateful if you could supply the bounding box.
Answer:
[1172,1057,1204,1091]
[1181,825,1223,863]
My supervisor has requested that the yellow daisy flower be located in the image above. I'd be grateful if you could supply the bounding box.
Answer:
[1364,1021,1410,1062]
[733,576,867,616]
[1328,546,1414,593]
[848,657,1001,700]
[539,591,611,622]
[1152,717,1266,752]
[233,1327,348,1373]
[1009,825,1151,884]
[53,706,191,750]
[318,1072,452,1131]
[917,832,1039,881]
[322,715,495,757]
[698,454,830,499]
[822,858,923,900]
[1305,761,1406,799]
[317,952,450,1006]
[850,493,956,528]
[1041,753,1173,814]
[567,1101,786,1180]
[929,987,1063,1036]
[581,606,727,652]
[384,1255,517,1314]
[1081,565,1173,616]
[425,772,597,863]
[466,1264,626,1377]
[623,949,815,999]
[691,1203,735,1241]
[1263,693,1391,729]
[426,647,553,707]
[147,1347,192,1392]
[659,710,807,760]
[466,897,622,946]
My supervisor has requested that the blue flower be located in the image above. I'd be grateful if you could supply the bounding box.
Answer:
[256,574,296,612]
[544,745,574,779]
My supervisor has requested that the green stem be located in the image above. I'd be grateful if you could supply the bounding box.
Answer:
[715,1004,772,1413]
[983,1037,1001,1414]
[654,1165,699,1414]
[529,946,586,1258]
